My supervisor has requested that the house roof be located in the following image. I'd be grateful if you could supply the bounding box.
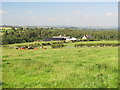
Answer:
[66,37,77,40]
[82,34,92,39]
[52,35,70,39]
[83,34,91,38]
[43,38,66,41]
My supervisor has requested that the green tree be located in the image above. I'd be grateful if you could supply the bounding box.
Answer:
[17,27,23,30]
[11,27,16,31]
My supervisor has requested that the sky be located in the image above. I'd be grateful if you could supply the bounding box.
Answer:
[0,2,118,27]
[1,0,120,2]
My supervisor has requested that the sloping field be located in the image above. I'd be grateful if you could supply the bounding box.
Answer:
[5,40,119,49]
[2,47,118,88]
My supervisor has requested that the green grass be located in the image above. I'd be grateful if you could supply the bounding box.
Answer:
[0,47,2,89]
[0,32,4,36]
[8,41,62,47]
[2,46,118,88]
[74,40,118,44]
[68,40,118,44]
[6,40,118,48]
[64,40,118,47]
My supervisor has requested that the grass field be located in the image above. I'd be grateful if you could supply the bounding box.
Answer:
[2,46,118,88]
[7,40,117,46]
[0,32,4,36]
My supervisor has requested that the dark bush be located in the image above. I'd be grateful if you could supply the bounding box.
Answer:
[42,43,51,46]
[51,42,63,44]
[14,43,41,48]
[15,45,27,48]
[75,43,86,47]
[82,40,88,41]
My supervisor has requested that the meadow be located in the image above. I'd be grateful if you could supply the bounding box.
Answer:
[2,45,118,88]
[5,40,118,48]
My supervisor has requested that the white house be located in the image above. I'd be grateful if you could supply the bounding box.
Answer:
[82,34,92,40]
[53,34,70,39]
[66,37,77,41]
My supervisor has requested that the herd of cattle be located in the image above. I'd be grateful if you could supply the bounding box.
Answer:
[16,46,46,50]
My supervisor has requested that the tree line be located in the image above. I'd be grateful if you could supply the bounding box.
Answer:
[2,27,118,45]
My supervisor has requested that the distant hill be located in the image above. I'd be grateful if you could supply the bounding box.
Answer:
[0,25,117,31]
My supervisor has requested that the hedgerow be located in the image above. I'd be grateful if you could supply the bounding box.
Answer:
[75,43,119,47]
[51,44,65,48]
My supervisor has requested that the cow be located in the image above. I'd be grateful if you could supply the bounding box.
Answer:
[40,46,46,49]
[28,46,34,49]
[15,47,19,49]
[43,47,46,49]
[18,46,28,50]
[18,48,26,50]
[34,48,38,50]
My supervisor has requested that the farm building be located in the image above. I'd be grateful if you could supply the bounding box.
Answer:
[43,38,66,41]
[66,37,77,41]
[52,34,70,39]
[44,34,70,41]
[82,34,92,40]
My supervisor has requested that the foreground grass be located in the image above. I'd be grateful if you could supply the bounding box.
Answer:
[0,47,2,89]
[2,47,118,88]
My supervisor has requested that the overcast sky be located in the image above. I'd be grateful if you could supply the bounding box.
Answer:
[1,2,118,26]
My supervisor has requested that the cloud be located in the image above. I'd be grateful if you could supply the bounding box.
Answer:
[48,18,56,21]
[84,15,91,18]
[30,16,35,19]
[64,18,72,22]
[27,10,33,14]
[105,13,117,17]
[73,11,80,15]
[0,10,7,14]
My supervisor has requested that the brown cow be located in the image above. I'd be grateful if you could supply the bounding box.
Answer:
[43,47,46,49]
[34,48,38,50]
[19,48,26,50]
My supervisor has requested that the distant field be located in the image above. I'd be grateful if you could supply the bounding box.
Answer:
[65,40,118,47]
[0,47,1,89]
[74,40,118,44]
[0,27,11,29]
[7,40,118,47]
[2,46,118,88]
[7,41,62,47]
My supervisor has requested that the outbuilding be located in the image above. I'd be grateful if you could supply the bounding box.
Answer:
[66,37,77,41]
[82,34,92,40]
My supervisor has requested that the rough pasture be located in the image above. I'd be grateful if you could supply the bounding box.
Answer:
[2,46,118,88]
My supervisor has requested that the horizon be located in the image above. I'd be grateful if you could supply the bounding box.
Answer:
[0,24,118,27]
[0,24,118,30]
[1,2,118,27]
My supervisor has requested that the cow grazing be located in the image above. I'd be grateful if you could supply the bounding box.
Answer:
[43,47,46,49]
[40,46,46,49]
[28,46,34,49]
[18,48,26,50]
[18,46,28,50]
[34,48,38,50]
[15,47,19,49]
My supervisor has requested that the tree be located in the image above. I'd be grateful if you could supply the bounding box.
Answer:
[2,27,118,45]
[17,27,23,30]
[4,30,8,37]
[11,27,16,31]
